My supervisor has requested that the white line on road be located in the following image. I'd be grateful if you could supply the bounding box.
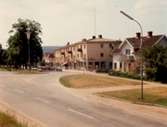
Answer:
[13,89,25,94]
[34,97,50,104]
[67,108,96,120]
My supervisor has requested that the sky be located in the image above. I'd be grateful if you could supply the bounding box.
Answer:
[0,0,166,47]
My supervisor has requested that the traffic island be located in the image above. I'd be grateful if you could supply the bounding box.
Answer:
[59,74,147,89]
[97,87,167,107]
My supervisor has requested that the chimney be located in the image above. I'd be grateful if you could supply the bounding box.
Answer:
[82,38,87,42]
[98,34,103,39]
[67,42,70,45]
[92,36,96,39]
[148,31,153,38]
[136,32,141,39]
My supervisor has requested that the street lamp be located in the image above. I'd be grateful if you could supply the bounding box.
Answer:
[120,11,144,100]
[26,27,31,70]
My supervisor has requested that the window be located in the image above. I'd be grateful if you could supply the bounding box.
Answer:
[100,44,104,48]
[109,62,113,69]
[125,49,131,55]
[109,43,113,49]
[100,53,104,57]
[120,62,122,69]
[114,63,117,69]
[89,62,93,65]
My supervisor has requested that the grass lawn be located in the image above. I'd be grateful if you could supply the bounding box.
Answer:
[0,112,27,127]
[97,87,167,106]
[60,74,147,88]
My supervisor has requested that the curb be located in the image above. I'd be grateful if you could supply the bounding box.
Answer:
[0,101,47,127]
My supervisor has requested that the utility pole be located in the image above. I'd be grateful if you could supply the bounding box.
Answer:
[120,10,144,100]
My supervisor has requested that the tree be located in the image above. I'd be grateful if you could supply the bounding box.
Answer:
[0,44,2,65]
[7,18,43,68]
[0,44,8,66]
[142,46,167,83]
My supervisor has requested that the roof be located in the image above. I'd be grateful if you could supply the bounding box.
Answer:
[126,35,164,49]
[113,48,121,53]
[113,34,165,54]
[54,36,119,51]
[87,38,113,43]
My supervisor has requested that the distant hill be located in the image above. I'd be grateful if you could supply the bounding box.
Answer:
[42,46,61,54]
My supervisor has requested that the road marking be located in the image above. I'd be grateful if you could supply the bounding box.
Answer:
[13,89,25,94]
[67,108,96,120]
[34,97,50,104]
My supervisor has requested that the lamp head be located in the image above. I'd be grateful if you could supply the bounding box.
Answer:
[120,11,134,20]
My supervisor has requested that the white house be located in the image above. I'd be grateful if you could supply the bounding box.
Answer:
[112,31,167,73]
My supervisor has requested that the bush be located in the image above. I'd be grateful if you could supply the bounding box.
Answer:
[109,71,141,80]
[145,68,156,80]
[96,69,109,73]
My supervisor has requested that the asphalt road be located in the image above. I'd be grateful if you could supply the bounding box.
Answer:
[0,71,167,127]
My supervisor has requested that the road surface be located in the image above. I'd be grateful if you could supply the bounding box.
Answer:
[0,71,167,127]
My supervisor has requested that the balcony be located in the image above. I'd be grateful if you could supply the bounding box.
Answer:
[68,50,72,54]
[61,52,65,56]
[124,55,135,62]
[77,48,82,52]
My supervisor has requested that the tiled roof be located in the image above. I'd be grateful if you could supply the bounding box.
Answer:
[87,38,113,42]
[54,37,120,51]
[113,48,121,53]
[127,35,163,49]
[113,35,164,54]
[112,40,122,48]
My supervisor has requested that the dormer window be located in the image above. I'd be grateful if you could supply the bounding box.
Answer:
[125,49,131,55]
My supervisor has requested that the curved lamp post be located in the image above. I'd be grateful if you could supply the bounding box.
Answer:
[26,27,31,70]
[120,11,144,100]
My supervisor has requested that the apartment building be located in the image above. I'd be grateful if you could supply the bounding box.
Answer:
[54,35,121,71]
[43,46,59,65]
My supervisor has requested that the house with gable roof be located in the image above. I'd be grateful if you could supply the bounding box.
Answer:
[112,31,167,73]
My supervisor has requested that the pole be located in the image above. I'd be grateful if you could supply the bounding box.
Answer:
[120,11,144,100]
[134,20,144,100]
[26,27,31,71]
[28,38,31,70]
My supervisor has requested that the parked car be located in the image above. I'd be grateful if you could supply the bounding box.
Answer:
[55,67,62,72]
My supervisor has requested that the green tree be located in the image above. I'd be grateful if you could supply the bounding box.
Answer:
[0,44,8,66]
[0,44,2,65]
[7,18,43,68]
[142,46,167,83]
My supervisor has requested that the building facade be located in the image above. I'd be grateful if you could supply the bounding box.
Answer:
[54,35,121,71]
[42,46,60,65]
[112,31,167,73]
